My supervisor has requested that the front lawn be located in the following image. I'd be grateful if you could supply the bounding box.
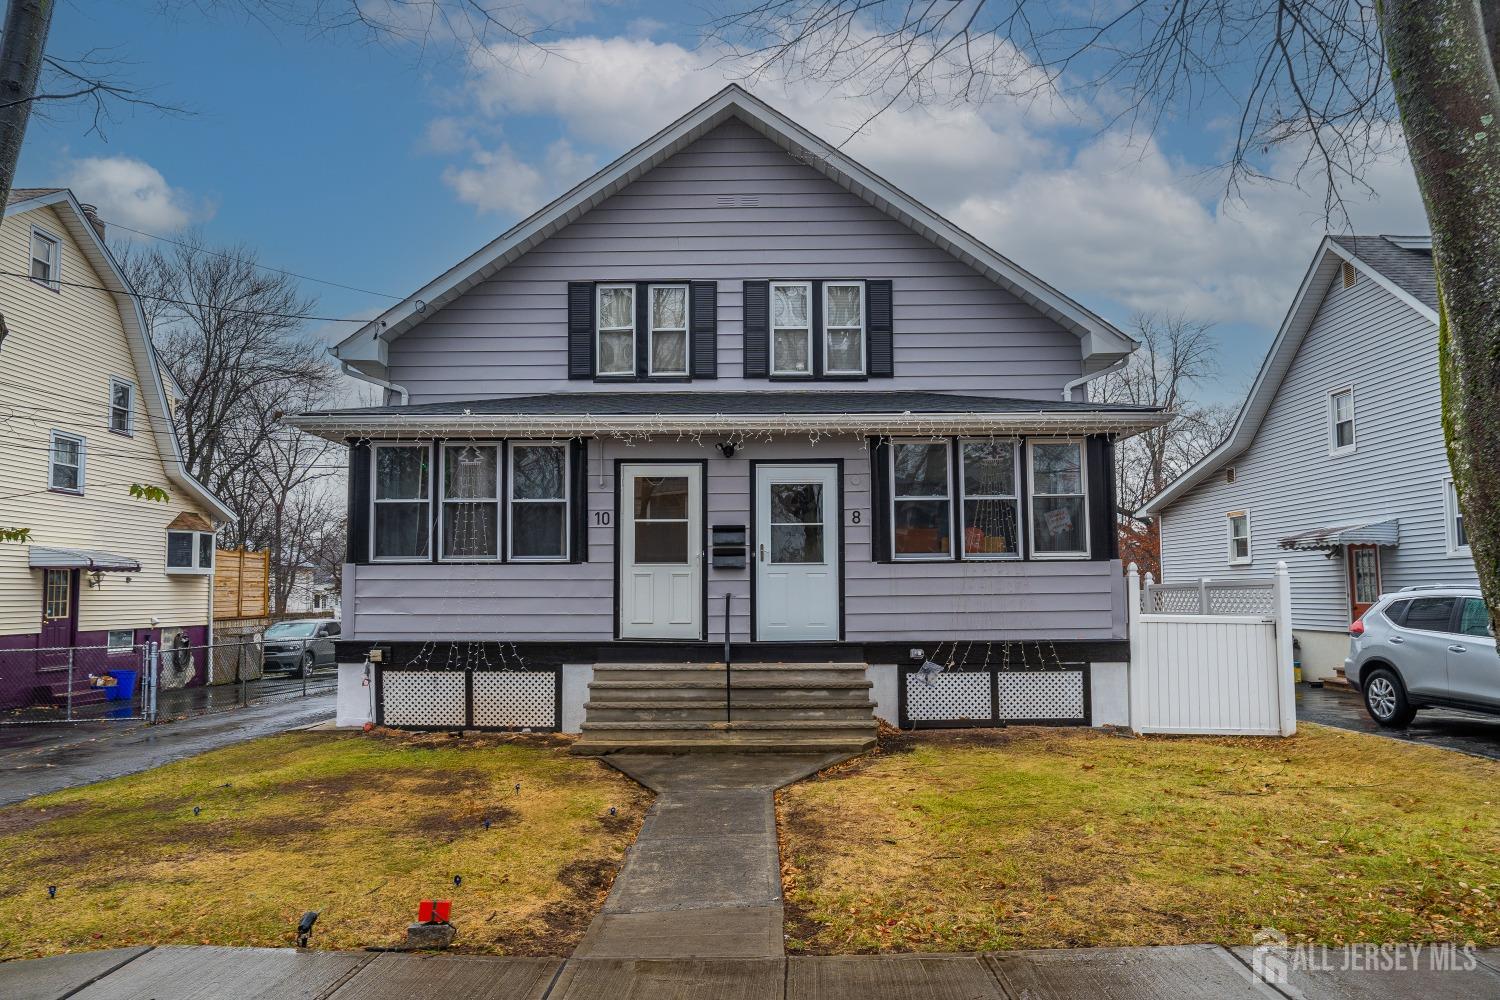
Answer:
[778,724,1500,952]
[0,730,649,959]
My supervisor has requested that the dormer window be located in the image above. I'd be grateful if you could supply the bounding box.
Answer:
[30,228,59,290]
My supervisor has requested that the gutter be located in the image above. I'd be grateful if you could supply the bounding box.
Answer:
[1061,356,1129,401]
[332,350,409,406]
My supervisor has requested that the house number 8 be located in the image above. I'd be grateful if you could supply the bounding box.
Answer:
[849,510,862,525]
[594,511,611,526]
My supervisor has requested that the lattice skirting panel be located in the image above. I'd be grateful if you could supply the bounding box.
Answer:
[900,665,1090,728]
[377,668,561,731]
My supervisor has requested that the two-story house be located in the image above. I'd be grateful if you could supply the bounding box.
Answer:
[1139,235,1463,681]
[291,87,1166,749]
[0,189,234,714]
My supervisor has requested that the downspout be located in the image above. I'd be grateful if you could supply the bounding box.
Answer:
[331,349,409,406]
[1061,356,1130,402]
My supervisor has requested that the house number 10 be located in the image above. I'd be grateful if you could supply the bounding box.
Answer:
[594,511,611,526]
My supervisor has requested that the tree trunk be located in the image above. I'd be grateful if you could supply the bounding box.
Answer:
[0,0,55,213]
[1381,0,1500,619]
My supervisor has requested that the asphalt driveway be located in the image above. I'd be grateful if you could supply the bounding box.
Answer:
[1297,682,1500,761]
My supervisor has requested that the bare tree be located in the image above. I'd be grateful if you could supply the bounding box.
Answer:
[1093,315,1236,575]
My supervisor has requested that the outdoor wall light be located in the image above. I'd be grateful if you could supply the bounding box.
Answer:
[717,441,737,459]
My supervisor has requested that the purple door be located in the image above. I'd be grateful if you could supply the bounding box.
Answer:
[39,569,77,669]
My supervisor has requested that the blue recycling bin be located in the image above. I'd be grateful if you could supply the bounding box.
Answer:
[104,669,137,702]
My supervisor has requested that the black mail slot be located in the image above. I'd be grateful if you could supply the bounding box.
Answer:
[711,524,748,569]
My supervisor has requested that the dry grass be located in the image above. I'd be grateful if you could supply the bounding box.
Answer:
[0,729,650,960]
[777,724,1500,953]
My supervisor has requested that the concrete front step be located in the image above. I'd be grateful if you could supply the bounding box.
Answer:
[572,734,876,755]
[589,678,872,693]
[584,700,878,723]
[591,664,868,685]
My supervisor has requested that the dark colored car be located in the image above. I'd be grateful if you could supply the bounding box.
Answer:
[261,619,340,677]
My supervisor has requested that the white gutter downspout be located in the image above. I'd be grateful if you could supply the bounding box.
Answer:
[1061,356,1130,401]
[331,349,409,406]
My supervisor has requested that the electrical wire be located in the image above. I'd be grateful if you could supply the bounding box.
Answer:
[0,270,371,324]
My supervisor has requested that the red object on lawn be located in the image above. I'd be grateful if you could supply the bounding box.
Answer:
[418,900,452,924]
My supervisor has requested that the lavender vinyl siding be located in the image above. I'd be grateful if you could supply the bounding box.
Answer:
[386,120,1083,402]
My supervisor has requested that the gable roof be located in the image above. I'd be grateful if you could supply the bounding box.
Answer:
[331,85,1136,378]
[1138,235,1438,518]
[3,189,235,522]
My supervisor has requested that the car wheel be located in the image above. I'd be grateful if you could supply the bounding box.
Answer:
[1363,667,1416,727]
[299,652,315,679]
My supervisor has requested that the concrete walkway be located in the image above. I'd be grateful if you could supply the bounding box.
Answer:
[573,753,847,960]
[5,944,1499,999]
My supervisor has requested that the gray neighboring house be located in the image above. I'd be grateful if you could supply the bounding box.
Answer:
[1140,235,1473,681]
[290,86,1167,737]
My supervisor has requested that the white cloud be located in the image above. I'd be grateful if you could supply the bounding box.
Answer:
[60,156,210,232]
[442,138,597,215]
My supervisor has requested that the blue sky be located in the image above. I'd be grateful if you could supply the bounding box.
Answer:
[25,1,1431,404]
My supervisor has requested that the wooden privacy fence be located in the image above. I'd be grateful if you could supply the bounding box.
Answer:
[214,548,269,620]
[1126,562,1296,736]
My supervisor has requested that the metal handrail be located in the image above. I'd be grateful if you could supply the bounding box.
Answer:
[723,592,733,723]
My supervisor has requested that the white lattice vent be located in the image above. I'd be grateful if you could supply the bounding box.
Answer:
[383,671,466,727]
[473,671,555,729]
[905,671,992,722]
[999,671,1084,720]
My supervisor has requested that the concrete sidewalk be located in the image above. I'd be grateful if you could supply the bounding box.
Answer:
[5,944,1499,999]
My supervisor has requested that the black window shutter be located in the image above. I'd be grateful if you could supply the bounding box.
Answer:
[690,281,718,379]
[567,282,594,379]
[869,437,892,563]
[811,279,824,378]
[867,279,894,377]
[742,280,770,378]
[634,282,650,377]
[569,438,589,563]
[347,439,371,564]
[1087,435,1116,561]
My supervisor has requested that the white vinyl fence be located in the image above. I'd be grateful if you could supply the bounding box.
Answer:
[1127,562,1296,736]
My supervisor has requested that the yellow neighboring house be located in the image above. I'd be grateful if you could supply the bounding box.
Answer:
[0,188,233,713]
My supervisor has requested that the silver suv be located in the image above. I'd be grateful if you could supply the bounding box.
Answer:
[1345,587,1500,726]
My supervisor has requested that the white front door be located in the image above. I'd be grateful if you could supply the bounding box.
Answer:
[755,464,840,642]
[619,464,703,639]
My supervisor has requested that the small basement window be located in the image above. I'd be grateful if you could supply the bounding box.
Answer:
[107,629,135,653]
[166,530,215,575]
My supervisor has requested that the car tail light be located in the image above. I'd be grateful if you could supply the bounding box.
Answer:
[1348,619,1365,637]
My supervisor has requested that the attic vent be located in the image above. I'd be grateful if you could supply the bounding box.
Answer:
[1341,261,1358,288]
[714,194,760,208]
[1225,466,1237,485]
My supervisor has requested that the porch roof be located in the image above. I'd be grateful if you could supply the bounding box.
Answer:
[288,390,1168,441]
[29,546,142,573]
[1277,518,1401,552]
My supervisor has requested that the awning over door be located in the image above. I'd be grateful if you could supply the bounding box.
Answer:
[28,546,142,573]
[1278,518,1400,552]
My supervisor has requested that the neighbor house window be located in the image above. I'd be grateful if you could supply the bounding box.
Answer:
[48,430,84,493]
[1227,511,1252,565]
[1028,440,1088,558]
[771,281,813,375]
[891,440,953,559]
[29,227,59,289]
[440,443,501,561]
[959,439,1020,558]
[371,443,431,561]
[648,284,689,376]
[166,530,214,574]
[596,284,635,376]
[508,442,568,561]
[107,629,134,653]
[1446,479,1470,557]
[1328,387,1356,454]
[823,281,865,375]
[109,378,134,435]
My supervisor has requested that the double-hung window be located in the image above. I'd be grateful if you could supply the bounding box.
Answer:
[596,284,635,377]
[1445,479,1470,557]
[441,443,500,560]
[959,440,1021,558]
[1328,387,1356,454]
[49,430,84,493]
[771,281,813,375]
[1028,440,1088,558]
[891,440,953,559]
[649,285,689,376]
[109,378,134,435]
[1227,511,1252,565]
[372,444,432,561]
[30,228,59,289]
[508,443,569,561]
[823,282,865,375]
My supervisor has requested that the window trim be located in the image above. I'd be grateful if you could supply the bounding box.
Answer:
[48,430,85,494]
[1444,478,1471,558]
[957,437,1022,561]
[595,283,636,378]
[770,280,814,376]
[369,442,433,564]
[108,376,135,436]
[165,529,214,575]
[1327,385,1356,456]
[889,437,955,562]
[822,281,866,376]
[1026,438,1090,560]
[1226,510,1252,566]
[29,226,60,291]
[437,441,504,563]
[507,440,570,563]
[647,283,690,377]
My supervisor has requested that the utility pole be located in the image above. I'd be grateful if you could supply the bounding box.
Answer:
[0,0,53,211]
